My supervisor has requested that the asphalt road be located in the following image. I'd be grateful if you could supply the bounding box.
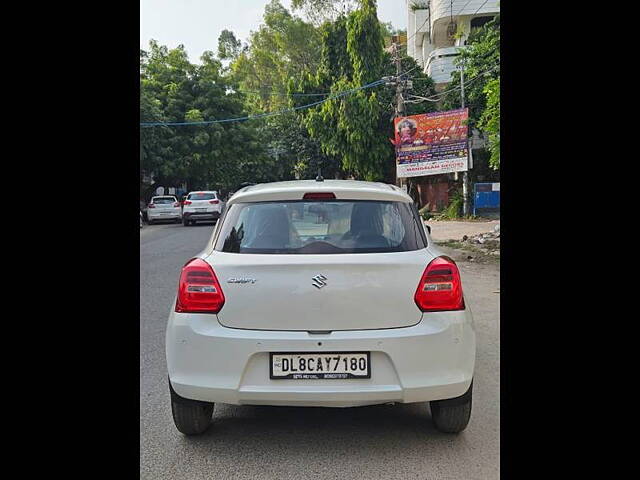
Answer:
[140,221,500,479]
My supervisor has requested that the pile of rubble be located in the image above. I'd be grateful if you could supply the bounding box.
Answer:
[461,223,500,256]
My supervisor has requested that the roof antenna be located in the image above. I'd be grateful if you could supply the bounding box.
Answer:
[315,167,324,182]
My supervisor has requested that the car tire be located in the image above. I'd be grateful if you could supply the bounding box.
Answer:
[147,219,154,225]
[430,380,472,434]
[183,218,190,226]
[169,381,214,435]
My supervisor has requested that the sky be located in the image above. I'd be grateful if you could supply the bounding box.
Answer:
[140,0,407,64]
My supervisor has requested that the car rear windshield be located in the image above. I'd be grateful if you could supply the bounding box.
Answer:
[188,193,217,201]
[152,197,176,204]
[215,200,427,254]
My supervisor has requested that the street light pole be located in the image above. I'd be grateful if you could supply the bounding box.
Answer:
[461,59,470,217]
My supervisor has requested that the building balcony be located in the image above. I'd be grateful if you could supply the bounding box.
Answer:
[425,46,462,84]
[430,0,500,49]
[407,6,429,64]
[414,8,429,43]
[431,0,500,25]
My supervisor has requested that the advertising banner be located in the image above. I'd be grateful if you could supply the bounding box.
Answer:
[393,108,469,178]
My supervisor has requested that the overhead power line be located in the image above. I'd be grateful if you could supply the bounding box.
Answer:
[140,79,385,127]
[398,64,420,78]
[235,89,331,97]
[455,0,474,16]
[400,9,431,48]
[404,63,499,103]
[473,0,490,16]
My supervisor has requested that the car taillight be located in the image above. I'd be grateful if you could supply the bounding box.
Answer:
[209,199,219,204]
[183,200,192,205]
[175,258,225,313]
[303,192,336,200]
[148,204,155,208]
[414,256,465,312]
[173,202,180,207]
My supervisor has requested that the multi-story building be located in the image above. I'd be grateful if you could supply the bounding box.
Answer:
[406,0,500,89]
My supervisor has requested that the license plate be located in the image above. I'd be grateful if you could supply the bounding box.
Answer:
[270,352,371,380]
[196,208,208,212]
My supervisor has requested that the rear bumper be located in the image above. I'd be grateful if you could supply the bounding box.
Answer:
[183,211,220,221]
[147,211,181,220]
[166,307,475,407]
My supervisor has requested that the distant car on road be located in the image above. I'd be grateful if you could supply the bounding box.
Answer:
[166,180,475,436]
[147,196,182,224]
[181,191,222,226]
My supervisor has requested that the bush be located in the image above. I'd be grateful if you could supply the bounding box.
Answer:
[436,190,463,220]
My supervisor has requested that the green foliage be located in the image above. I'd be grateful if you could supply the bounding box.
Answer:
[140,0,435,194]
[439,15,499,173]
[316,16,352,84]
[217,30,243,60]
[440,15,500,131]
[291,0,360,25]
[453,23,467,40]
[438,189,463,220]
[140,39,287,195]
[409,1,429,12]
[227,0,338,180]
[303,0,394,181]
[230,0,321,112]
[379,21,394,38]
[478,78,500,169]
[347,0,383,86]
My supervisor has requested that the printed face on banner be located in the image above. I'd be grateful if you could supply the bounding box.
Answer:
[394,108,469,178]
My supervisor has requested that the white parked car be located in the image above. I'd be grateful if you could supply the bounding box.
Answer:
[182,191,222,226]
[147,196,182,224]
[166,180,475,435]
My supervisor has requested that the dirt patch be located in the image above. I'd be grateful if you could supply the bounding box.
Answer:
[426,219,500,242]
[434,239,500,265]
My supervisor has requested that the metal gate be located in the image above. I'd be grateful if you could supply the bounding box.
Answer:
[473,183,500,216]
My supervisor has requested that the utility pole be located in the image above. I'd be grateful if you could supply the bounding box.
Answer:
[390,36,406,192]
[385,37,418,202]
[395,42,408,195]
[394,42,405,119]
[461,60,470,217]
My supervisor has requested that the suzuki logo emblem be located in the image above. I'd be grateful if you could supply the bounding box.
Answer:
[311,274,327,289]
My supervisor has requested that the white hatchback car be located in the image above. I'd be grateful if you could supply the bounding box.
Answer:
[182,191,223,226]
[166,180,475,435]
[147,196,182,224]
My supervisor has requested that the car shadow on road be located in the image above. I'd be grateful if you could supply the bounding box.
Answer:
[180,403,464,453]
